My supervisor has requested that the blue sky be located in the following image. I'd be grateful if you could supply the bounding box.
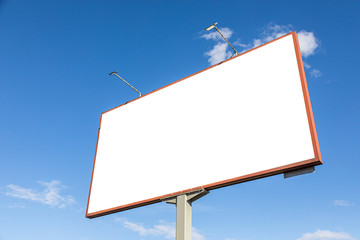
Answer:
[0,0,359,240]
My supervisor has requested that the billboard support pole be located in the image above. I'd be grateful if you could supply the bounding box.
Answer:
[164,189,209,240]
[176,194,192,240]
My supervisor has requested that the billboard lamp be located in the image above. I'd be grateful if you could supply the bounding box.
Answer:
[109,71,142,97]
[205,22,238,56]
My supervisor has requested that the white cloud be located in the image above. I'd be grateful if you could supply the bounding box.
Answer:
[201,23,321,78]
[193,229,206,240]
[303,62,312,69]
[8,203,26,208]
[201,27,233,41]
[234,23,319,58]
[298,230,354,240]
[233,40,249,48]
[116,218,205,240]
[205,42,233,65]
[5,180,75,208]
[297,30,319,57]
[201,27,235,65]
[334,200,351,207]
[234,23,292,49]
[253,23,292,47]
[310,69,322,78]
[116,218,175,239]
[302,62,321,78]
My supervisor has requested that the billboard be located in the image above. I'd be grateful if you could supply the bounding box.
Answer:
[86,32,322,218]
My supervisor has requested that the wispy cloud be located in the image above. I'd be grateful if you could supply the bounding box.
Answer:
[205,42,233,65]
[201,27,233,41]
[232,23,292,51]
[235,23,319,58]
[5,180,75,208]
[116,218,205,240]
[193,229,206,240]
[297,30,319,57]
[298,230,354,240]
[231,23,322,77]
[303,62,312,69]
[7,203,26,209]
[252,23,293,48]
[303,62,321,78]
[334,200,352,207]
[202,23,320,67]
[201,27,235,65]
[310,69,322,78]
[116,218,175,239]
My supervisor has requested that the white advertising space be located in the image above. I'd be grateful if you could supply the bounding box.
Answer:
[87,33,316,216]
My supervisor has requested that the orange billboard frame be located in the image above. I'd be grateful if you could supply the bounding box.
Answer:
[86,32,322,219]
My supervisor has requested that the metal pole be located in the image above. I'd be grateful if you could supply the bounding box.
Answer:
[164,190,208,240]
[176,194,192,240]
[110,72,142,97]
[213,25,238,55]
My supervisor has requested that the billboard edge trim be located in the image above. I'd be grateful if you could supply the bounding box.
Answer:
[86,157,321,218]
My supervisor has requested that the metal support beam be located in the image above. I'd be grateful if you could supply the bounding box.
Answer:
[109,71,142,97]
[176,194,192,240]
[284,166,315,178]
[213,25,238,56]
[205,23,238,56]
[163,189,209,240]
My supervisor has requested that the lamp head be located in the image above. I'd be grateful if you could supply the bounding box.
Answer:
[205,22,218,31]
[109,71,118,76]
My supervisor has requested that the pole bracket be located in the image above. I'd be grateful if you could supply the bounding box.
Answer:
[162,189,209,205]
[284,166,315,178]
[162,189,209,240]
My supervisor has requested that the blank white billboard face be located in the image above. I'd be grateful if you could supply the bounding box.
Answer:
[86,32,321,218]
